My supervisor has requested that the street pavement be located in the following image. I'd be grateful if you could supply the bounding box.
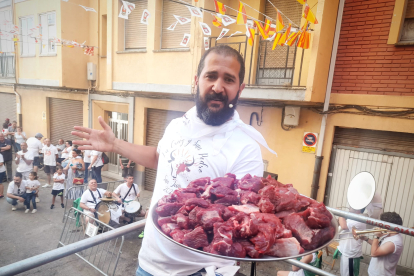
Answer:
[1,164,413,276]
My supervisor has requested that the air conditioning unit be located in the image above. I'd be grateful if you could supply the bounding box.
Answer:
[87,62,96,81]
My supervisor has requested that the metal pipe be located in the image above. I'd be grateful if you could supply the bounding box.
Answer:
[327,207,414,237]
[0,219,146,276]
[310,0,345,200]
[284,259,336,276]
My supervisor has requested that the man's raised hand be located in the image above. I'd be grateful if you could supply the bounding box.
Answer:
[72,116,116,152]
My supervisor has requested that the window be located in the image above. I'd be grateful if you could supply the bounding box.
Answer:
[125,0,148,49]
[0,8,14,54]
[161,0,190,49]
[39,12,56,55]
[400,0,414,42]
[20,16,35,56]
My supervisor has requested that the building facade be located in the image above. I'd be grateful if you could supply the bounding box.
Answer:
[0,0,413,267]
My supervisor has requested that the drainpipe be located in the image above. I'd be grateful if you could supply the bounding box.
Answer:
[310,0,345,200]
[12,0,22,125]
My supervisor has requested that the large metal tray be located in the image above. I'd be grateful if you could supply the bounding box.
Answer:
[150,201,338,262]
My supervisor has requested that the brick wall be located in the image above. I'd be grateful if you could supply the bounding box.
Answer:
[332,0,414,96]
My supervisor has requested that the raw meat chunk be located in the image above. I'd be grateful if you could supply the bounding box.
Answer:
[211,186,238,198]
[161,223,179,236]
[215,195,239,206]
[309,202,333,220]
[262,175,286,188]
[224,173,236,180]
[266,237,302,257]
[306,210,331,229]
[222,207,236,221]
[237,239,262,258]
[229,204,260,214]
[233,214,259,238]
[183,226,209,249]
[211,221,234,255]
[250,223,275,253]
[258,196,275,213]
[212,177,234,189]
[284,214,314,248]
[197,209,224,230]
[172,191,197,203]
[188,206,201,227]
[274,189,298,212]
[176,205,189,215]
[294,195,311,211]
[228,242,246,258]
[173,213,190,229]
[304,226,335,250]
[201,185,214,199]
[155,202,184,217]
[240,173,252,182]
[170,229,191,244]
[158,216,173,226]
[282,228,293,238]
[240,191,261,205]
[187,177,210,191]
[239,176,264,193]
[249,213,284,239]
[158,194,174,206]
[258,185,276,202]
[203,243,220,254]
[185,198,210,211]
[274,210,295,219]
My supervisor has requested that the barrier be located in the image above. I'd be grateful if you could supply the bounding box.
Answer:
[58,207,124,276]
[62,180,124,222]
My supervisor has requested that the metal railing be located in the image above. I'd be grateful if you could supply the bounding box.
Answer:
[59,207,124,275]
[63,180,124,223]
[209,34,307,87]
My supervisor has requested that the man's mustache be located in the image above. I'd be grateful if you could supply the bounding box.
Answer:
[204,92,228,103]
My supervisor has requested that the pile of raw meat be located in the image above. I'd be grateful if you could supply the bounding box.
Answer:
[155,173,335,259]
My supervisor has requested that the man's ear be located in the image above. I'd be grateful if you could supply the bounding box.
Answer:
[238,83,246,98]
[193,75,199,95]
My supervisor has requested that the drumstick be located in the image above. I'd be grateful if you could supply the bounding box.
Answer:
[96,212,104,217]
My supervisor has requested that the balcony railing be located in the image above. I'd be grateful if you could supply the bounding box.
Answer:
[209,34,306,87]
[0,53,15,78]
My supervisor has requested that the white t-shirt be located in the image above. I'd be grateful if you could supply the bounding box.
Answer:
[80,188,107,209]
[7,180,27,196]
[91,151,103,167]
[25,179,41,192]
[61,146,72,159]
[338,219,366,258]
[14,132,26,144]
[114,183,139,202]
[15,150,34,173]
[0,154,5,173]
[56,144,65,158]
[42,145,58,166]
[26,137,43,157]
[368,234,404,276]
[83,150,92,163]
[52,173,66,190]
[139,108,264,276]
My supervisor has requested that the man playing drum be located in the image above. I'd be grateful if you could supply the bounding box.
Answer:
[79,179,113,224]
[112,174,145,224]
[73,45,276,276]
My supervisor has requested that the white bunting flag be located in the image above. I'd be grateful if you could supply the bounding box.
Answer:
[174,15,191,25]
[187,6,203,18]
[220,15,236,26]
[266,32,276,41]
[180,33,191,47]
[122,1,135,13]
[141,9,150,25]
[79,5,97,12]
[228,31,242,38]
[217,28,229,40]
[199,22,211,36]
[119,5,129,19]
[204,37,209,50]
[167,21,178,31]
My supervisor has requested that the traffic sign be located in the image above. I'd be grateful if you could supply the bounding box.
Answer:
[302,132,318,153]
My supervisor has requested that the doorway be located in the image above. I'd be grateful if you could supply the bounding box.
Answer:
[107,111,128,174]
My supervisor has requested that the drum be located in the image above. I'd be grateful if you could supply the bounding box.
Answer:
[124,201,141,216]
[95,202,111,224]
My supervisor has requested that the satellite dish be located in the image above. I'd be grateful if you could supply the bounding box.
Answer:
[347,171,376,211]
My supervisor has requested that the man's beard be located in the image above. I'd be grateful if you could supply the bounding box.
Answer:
[195,86,240,126]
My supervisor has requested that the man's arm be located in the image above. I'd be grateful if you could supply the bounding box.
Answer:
[80,202,95,212]
[291,254,313,271]
[339,217,348,230]
[72,116,159,169]
[1,145,11,152]
[7,193,25,201]
[371,239,395,257]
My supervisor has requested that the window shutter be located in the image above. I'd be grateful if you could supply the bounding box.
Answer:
[28,17,35,56]
[125,0,148,49]
[40,14,48,54]
[161,0,190,49]
[21,18,28,55]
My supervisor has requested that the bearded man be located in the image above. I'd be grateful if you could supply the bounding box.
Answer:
[72,45,276,276]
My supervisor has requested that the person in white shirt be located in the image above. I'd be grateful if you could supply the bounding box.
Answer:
[13,126,27,152]
[15,142,34,180]
[89,150,103,183]
[277,252,321,276]
[0,153,6,198]
[83,149,92,183]
[361,212,404,276]
[338,208,366,276]
[72,45,276,276]
[79,178,112,224]
[26,133,44,173]
[24,172,40,213]
[56,139,66,164]
[41,139,59,188]
[6,172,28,211]
[51,166,65,209]
[112,174,144,224]
[60,140,73,169]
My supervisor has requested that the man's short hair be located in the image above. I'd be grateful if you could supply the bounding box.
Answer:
[66,140,72,146]
[126,174,134,178]
[197,45,245,85]
[380,212,403,226]
[56,165,63,170]
[15,172,23,179]
[89,178,97,184]
[35,133,43,138]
